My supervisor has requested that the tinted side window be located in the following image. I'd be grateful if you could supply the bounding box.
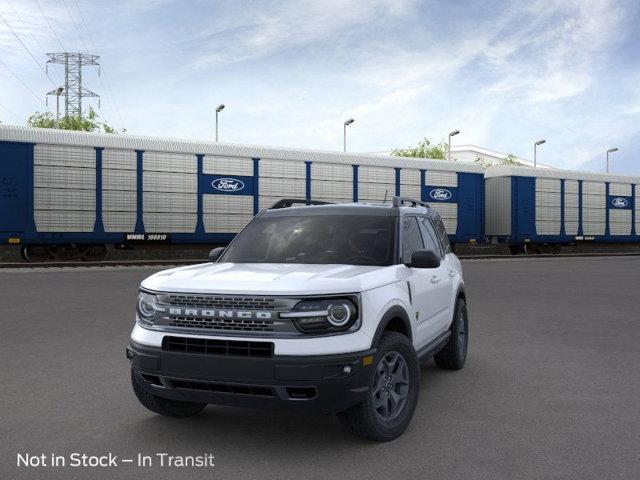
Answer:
[433,216,451,254]
[401,217,424,263]
[418,217,442,257]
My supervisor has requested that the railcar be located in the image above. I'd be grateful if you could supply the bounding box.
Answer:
[485,165,640,254]
[0,125,485,262]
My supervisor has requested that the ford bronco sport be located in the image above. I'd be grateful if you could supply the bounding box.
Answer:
[127,196,469,441]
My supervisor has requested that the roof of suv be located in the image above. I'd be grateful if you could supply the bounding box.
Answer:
[262,199,435,218]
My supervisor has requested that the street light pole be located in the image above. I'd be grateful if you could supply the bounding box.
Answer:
[606,147,618,173]
[215,104,225,142]
[55,87,64,127]
[343,118,355,152]
[534,139,546,167]
[448,130,460,161]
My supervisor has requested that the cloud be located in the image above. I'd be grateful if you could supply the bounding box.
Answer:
[1,0,639,173]
[191,0,415,68]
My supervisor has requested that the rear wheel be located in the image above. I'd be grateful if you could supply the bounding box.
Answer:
[434,298,468,370]
[131,369,206,418]
[337,332,419,442]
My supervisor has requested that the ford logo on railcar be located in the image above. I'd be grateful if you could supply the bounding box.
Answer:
[212,178,244,192]
[612,197,628,208]
[429,188,452,200]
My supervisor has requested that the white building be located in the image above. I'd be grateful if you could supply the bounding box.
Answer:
[450,144,552,169]
[370,145,553,169]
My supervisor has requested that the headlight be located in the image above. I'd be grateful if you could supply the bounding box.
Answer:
[280,297,359,334]
[137,290,159,325]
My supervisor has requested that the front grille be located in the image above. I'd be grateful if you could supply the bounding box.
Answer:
[152,292,300,336]
[167,316,275,332]
[169,379,274,397]
[162,336,274,358]
[163,294,277,310]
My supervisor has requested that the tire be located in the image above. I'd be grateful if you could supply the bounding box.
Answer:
[131,369,206,418]
[337,332,419,442]
[434,298,468,370]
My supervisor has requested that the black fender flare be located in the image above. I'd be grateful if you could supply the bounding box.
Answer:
[446,284,467,329]
[456,284,466,302]
[371,305,413,347]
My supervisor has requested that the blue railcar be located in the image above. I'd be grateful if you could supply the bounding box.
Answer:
[0,125,485,261]
[485,165,640,254]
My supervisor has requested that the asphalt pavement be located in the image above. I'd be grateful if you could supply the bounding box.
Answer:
[1,257,639,480]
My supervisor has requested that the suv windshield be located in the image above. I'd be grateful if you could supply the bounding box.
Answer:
[221,214,396,266]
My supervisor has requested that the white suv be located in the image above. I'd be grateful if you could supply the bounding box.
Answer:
[127,197,468,441]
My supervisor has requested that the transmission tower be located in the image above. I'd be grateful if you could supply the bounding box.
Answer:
[46,53,100,118]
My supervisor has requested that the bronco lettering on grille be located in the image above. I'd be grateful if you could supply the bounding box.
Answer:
[166,308,273,319]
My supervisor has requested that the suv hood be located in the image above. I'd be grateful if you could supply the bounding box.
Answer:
[141,262,399,295]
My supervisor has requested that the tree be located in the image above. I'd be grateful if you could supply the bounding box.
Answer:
[503,153,522,166]
[391,138,449,160]
[474,153,523,169]
[27,107,124,133]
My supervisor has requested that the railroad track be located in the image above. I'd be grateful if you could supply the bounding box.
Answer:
[1,251,640,268]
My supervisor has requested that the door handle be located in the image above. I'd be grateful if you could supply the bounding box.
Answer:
[449,270,457,277]
[430,276,441,284]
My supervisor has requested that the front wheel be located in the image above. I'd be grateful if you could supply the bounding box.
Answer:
[337,332,419,442]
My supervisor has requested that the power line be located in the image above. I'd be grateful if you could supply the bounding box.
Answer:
[6,0,47,53]
[0,57,46,105]
[60,0,90,52]
[71,0,97,48]
[5,0,65,86]
[33,0,66,52]
[0,12,58,88]
[0,103,24,122]
[69,0,126,128]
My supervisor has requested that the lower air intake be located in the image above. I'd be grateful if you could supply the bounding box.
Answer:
[162,336,274,358]
[169,379,274,397]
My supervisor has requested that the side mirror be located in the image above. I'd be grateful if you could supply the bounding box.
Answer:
[209,247,225,263]
[406,249,440,269]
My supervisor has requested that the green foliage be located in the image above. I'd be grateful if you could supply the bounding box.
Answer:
[391,138,449,160]
[503,153,522,166]
[27,107,124,133]
[475,153,523,169]
[474,156,493,169]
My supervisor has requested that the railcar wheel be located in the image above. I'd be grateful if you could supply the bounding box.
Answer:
[22,245,49,263]
[58,245,81,261]
[540,244,554,254]
[79,244,107,262]
[508,244,524,255]
[523,243,541,255]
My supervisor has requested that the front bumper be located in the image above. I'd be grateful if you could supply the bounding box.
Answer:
[127,341,376,414]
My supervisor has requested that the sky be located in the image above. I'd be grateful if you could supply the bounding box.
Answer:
[1,0,639,174]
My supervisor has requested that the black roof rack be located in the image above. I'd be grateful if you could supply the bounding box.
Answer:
[391,196,430,209]
[269,198,334,209]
